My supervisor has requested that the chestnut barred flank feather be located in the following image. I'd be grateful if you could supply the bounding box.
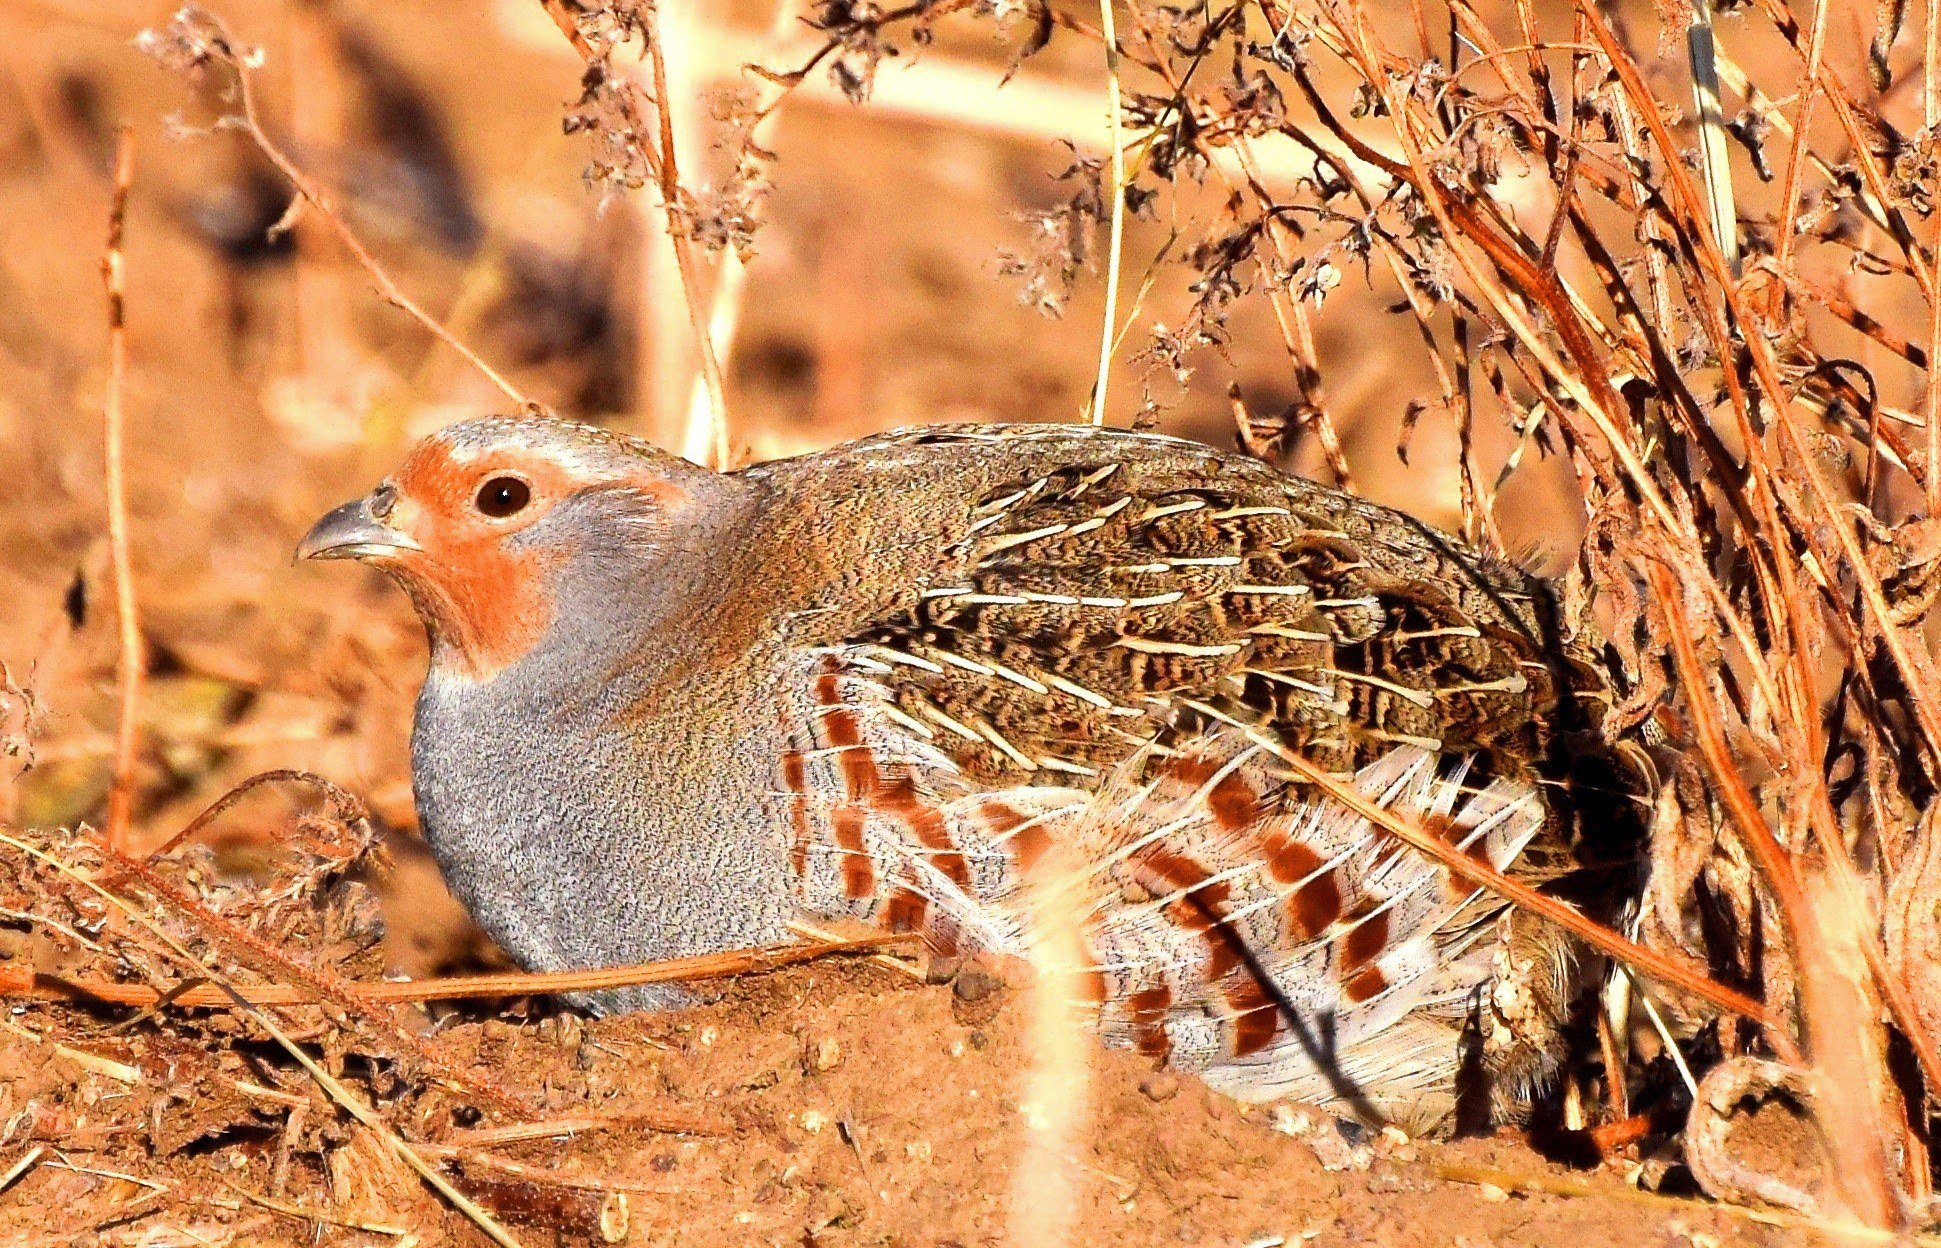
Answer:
[764,424,1639,1128]
[314,417,1643,1133]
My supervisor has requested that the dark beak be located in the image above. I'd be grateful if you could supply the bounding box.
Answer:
[297,496,420,562]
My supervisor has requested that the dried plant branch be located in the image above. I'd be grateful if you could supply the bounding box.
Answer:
[1748,0,1934,301]
[640,2,731,467]
[679,0,807,459]
[1647,561,1813,975]
[100,125,141,849]
[134,768,370,865]
[138,7,545,416]
[0,828,527,1248]
[532,0,730,463]
[8,931,914,1009]
[1771,0,1828,272]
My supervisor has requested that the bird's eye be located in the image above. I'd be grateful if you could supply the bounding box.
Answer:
[475,476,532,518]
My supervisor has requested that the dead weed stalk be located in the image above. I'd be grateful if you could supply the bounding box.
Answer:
[99,124,140,850]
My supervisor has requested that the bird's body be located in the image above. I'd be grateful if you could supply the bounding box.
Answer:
[305,417,1642,1132]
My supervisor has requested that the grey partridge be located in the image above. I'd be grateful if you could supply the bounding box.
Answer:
[300,417,1642,1131]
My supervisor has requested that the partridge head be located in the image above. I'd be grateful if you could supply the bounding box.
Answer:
[297,419,739,682]
[303,416,1642,1132]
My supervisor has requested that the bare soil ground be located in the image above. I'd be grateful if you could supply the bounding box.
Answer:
[4,968,1771,1247]
[0,0,1802,1243]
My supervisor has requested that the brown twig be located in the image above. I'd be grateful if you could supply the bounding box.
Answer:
[1646,563,1812,969]
[441,1111,727,1145]
[9,932,916,1008]
[136,768,370,865]
[100,125,141,849]
[1927,251,1941,514]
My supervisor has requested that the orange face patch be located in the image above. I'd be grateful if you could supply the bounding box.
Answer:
[374,438,686,681]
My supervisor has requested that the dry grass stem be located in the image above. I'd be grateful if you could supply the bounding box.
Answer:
[0,1147,47,1199]
[531,0,730,463]
[6,932,915,1008]
[679,0,811,461]
[1685,0,1741,276]
[1007,842,1095,1248]
[1086,0,1127,427]
[640,1,731,467]
[1796,879,1905,1228]
[135,768,370,865]
[99,125,141,849]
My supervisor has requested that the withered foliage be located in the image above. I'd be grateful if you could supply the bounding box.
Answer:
[998,149,1107,316]
[743,0,1941,1219]
[0,802,672,1243]
[2,810,384,1051]
[0,815,411,1228]
[550,2,666,197]
[550,0,1069,259]
[690,86,779,259]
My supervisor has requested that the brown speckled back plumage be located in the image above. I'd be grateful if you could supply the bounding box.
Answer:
[309,418,1644,1134]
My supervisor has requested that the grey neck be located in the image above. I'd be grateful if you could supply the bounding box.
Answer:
[408,475,802,1007]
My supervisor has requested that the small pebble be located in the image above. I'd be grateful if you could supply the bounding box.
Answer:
[1139,1072,1180,1103]
[805,1036,842,1073]
[1302,1119,1375,1172]
[952,967,1002,1003]
[1270,1106,1314,1137]
[598,1192,629,1243]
